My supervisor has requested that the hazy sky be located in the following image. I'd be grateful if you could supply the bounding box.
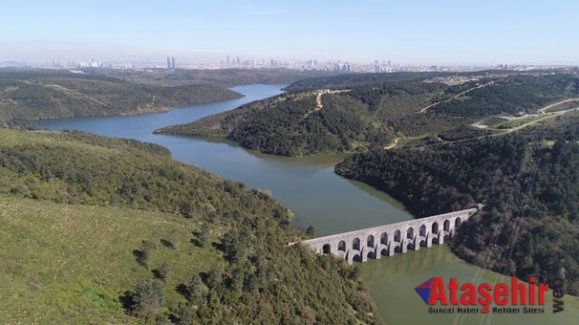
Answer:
[2,0,578,65]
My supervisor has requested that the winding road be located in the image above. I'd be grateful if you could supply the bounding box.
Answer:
[537,97,579,113]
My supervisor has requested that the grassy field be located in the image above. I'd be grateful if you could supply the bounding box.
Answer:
[478,116,509,126]
[0,195,220,324]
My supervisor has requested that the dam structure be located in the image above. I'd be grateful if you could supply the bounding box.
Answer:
[300,205,483,264]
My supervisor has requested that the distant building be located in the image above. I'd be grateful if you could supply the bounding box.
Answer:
[171,57,176,69]
[78,59,100,68]
[167,57,171,69]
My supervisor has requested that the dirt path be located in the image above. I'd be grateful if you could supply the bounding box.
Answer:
[384,138,399,149]
[418,81,494,113]
[413,108,578,150]
[314,89,350,111]
[537,97,579,113]
[384,134,435,150]
[487,108,577,134]
[315,92,323,111]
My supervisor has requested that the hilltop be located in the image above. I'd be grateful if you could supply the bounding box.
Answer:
[0,70,242,126]
[156,90,391,156]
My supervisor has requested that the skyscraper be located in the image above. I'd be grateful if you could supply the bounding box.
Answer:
[171,57,175,69]
[167,57,171,69]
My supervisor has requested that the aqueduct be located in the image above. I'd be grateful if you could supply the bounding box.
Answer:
[299,205,482,264]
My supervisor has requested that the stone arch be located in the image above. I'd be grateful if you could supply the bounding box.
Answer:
[420,239,427,247]
[394,229,401,242]
[338,240,346,252]
[380,248,390,256]
[367,235,375,248]
[407,227,414,240]
[353,253,363,262]
[444,219,450,232]
[432,222,439,234]
[419,224,427,237]
[394,244,403,253]
[380,232,388,245]
[322,244,331,255]
[353,237,361,250]
[455,218,462,228]
[367,250,376,259]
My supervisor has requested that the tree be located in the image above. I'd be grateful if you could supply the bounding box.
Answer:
[186,274,207,303]
[179,201,195,218]
[129,279,165,319]
[135,240,155,269]
[175,303,193,325]
[155,262,171,282]
[305,225,315,237]
[231,267,245,293]
[206,263,223,290]
[198,222,210,247]
[221,230,248,263]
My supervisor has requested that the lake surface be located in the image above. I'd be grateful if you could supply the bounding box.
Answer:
[38,84,578,324]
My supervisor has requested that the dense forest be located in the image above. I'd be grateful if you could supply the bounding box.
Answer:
[87,68,341,88]
[160,72,579,156]
[335,114,579,295]
[0,129,380,324]
[158,90,393,156]
[430,74,579,118]
[283,71,451,92]
[225,93,392,156]
[0,70,242,126]
[282,70,523,92]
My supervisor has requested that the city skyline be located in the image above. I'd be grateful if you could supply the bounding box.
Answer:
[2,0,579,66]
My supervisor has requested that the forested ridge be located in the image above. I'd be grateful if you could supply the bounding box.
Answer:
[158,91,392,156]
[282,70,517,92]
[159,71,579,156]
[283,71,451,91]
[336,114,579,295]
[89,68,341,88]
[0,128,380,324]
[0,70,242,126]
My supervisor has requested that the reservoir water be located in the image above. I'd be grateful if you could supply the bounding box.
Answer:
[38,84,578,324]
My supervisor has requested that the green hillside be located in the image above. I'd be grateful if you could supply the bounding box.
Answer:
[157,72,579,156]
[0,71,242,126]
[157,91,392,156]
[335,113,579,296]
[0,129,380,324]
